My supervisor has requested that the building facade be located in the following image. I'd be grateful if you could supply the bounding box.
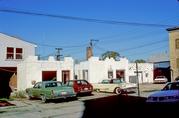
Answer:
[0,33,36,97]
[128,63,154,83]
[0,33,37,67]
[17,56,74,90]
[167,27,179,81]
[75,57,154,84]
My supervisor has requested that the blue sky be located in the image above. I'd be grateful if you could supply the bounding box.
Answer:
[0,0,179,61]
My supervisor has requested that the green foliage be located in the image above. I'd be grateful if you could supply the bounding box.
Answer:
[11,90,27,99]
[134,59,146,63]
[101,51,120,60]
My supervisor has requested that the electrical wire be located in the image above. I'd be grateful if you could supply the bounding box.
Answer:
[0,9,175,28]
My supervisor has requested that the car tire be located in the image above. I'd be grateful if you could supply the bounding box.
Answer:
[26,92,32,100]
[27,95,33,100]
[41,95,47,103]
[115,87,122,95]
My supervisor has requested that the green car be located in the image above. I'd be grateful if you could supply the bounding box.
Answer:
[26,81,76,103]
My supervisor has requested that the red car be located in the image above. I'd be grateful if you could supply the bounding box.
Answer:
[66,80,93,95]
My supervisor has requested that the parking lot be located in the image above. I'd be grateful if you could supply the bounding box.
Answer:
[0,83,166,118]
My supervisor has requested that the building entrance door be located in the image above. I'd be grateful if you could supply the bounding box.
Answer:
[62,70,70,84]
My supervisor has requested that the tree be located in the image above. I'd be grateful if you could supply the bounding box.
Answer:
[134,59,146,63]
[101,51,120,60]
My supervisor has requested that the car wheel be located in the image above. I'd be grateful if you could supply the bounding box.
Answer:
[115,87,122,95]
[26,92,32,100]
[27,95,33,100]
[41,95,47,103]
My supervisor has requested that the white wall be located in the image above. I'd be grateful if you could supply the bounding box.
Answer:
[0,33,36,67]
[128,63,154,83]
[75,57,129,83]
[75,57,154,84]
[17,56,74,90]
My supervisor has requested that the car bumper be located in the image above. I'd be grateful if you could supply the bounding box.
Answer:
[123,87,137,93]
[51,94,76,99]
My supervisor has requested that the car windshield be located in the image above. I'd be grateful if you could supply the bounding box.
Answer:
[45,82,62,88]
[67,81,74,86]
[113,79,124,83]
[162,82,179,90]
[101,80,110,84]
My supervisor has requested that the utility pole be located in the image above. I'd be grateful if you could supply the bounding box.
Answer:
[55,48,63,61]
[136,62,140,96]
[89,39,99,48]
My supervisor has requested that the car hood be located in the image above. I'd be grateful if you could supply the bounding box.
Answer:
[149,90,179,97]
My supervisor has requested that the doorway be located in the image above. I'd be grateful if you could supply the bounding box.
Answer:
[42,71,57,81]
[116,70,125,80]
[62,70,70,84]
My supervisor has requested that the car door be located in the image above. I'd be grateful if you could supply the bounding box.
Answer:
[76,80,82,93]
[81,80,90,92]
[31,82,42,98]
[100,80,111,92]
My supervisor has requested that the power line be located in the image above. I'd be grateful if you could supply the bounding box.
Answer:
[125,44,168,57]
[37,43,87,48]
[119,39,168,52]
[94,39,167,54]
[0,9,175,28]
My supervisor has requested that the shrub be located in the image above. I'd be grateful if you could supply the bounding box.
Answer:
[11,90,27,99]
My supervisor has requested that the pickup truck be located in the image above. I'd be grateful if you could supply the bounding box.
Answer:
[26,81,76,103]
[92,79,137,94]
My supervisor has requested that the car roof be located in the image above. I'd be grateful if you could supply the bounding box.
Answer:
[68,79,87,81]
[166,81,179,84]
[41,81,61,84]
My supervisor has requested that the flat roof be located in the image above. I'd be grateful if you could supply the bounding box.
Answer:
[166,27,179,31]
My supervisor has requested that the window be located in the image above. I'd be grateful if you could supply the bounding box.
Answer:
[145,73,148,77]
[33,82,42,88]
[176,39,179,49]
[82,70,88,80]
[108,71,113,78]
[16,48,23,59]
[6,47,14,59]
[81,80,88,85]
[6,47,23,60]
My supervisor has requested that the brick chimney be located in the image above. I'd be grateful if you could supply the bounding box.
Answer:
[86,46,93,60]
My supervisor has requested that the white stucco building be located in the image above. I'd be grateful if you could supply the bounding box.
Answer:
[17,56,74,90]
[128,63,154,83]
[75,57,154,84]
[0,33,37,93]
[0,33,37,67]
[75,57,129,83]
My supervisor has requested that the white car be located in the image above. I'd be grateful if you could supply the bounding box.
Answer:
[146,82,179,103]
[153,76,168,84]
[92,79,137,94]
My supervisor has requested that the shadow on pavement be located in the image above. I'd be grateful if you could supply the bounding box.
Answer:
[82,95,179,118]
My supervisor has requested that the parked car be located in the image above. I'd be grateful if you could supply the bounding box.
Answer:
[66,80,93,95]
[25,81,76,103]
[153,76,168,84]
[146,81,179,103]
[92,79,137,94]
